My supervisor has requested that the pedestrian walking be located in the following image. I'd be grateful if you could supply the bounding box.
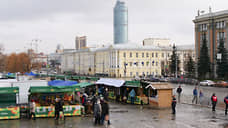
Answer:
[211,93,217,112]
[199,90,203,104]
[94,99,102,125]
[224,95,228,115]
[102,100,110,127]
[103,88,109,102]
[59,98,65,120]
[171,95,177,114]
[130,89,136,104]
[192,87,198,104]
[82,93,88,114]
[54,98,62,120]
[176,85,182,103]
[30,99,36,120]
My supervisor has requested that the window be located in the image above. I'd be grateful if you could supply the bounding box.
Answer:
[136,53,138,58]
[152,61,154,66]
[168,53,170,57]
[130,52,132,57]
[123,52,126,57]
[156,53,158,57]
[216,21,226,29]
[152,53,154,57]
[136,72,139,76]
[162,53,164,58]
[136,62,138,66]
[130,62,132,66]
[130,72,133,76]
[146,61,149,66]
[156,62,158,66]
[142,62,144,66]
[146,53,149,57]
[142,53,144,58]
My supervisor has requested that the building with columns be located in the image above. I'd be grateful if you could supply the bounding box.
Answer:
[61,44,195,78]
[193,9,228,77]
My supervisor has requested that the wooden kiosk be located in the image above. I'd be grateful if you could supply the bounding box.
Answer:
[146,82,173,108]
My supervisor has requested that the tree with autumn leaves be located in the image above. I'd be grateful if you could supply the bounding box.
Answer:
[5,52,31,73]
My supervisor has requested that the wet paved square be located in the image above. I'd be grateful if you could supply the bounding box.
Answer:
[0,103,227,128]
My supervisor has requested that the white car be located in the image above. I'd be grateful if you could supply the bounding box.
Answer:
[200,80,215,86]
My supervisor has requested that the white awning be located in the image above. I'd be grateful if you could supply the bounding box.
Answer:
[96,78,125,87]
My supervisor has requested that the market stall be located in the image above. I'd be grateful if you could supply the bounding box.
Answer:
[96,78,125,101]
[29,85,81,118]
[145,82,173,108]
[0,87,20,120]
[124,81,148,105]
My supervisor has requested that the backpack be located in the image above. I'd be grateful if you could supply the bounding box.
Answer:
[212,96,217,102]
[225,98,228,104]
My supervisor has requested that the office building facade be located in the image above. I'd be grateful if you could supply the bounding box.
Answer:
[193,10,228,77]
[114,0,128,44]
[75,36,87,50]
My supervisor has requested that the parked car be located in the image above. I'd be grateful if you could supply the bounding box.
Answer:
[215,81,228,87]
[200,80,215,86]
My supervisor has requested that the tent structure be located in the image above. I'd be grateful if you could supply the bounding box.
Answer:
[76,82,94,88]
[6,73,16,79]
[48,80,78,87]
[96,78,125,87]
[29,86,80,93]
[25,72,37,76]
[124,81,141,88]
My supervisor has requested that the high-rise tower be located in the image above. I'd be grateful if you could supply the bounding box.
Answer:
[114,0,128,44]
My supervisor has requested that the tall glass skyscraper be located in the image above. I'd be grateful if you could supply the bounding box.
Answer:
[114,0,128,44]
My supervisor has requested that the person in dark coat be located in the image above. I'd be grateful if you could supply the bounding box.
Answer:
[172,95,177,114]
[55,98,61,120]
[211,93,217,112]
[224,95,228,115]
[176,85,182,103]
[101,99,110,126]
[103,88,109,102]
[59,98,65,120]
[94,99,102,125]
[91,94,97,112]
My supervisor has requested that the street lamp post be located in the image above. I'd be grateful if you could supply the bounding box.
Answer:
[175,47,178,78]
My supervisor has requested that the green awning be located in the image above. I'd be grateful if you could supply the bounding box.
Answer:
[79,76,87,80]
[29,86,80,93]
[89,77,100,81]
[6,73,16,78]
[125,81,141,88]
[56,75,65,79]
[0,87,19,94]
[72,76,80,80]
[76,82,94,88]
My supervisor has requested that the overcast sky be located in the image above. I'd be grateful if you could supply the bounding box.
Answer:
[1,0,228,54]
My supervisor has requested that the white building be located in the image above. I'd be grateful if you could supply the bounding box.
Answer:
[143,38,171,47]
[61,44,195,77]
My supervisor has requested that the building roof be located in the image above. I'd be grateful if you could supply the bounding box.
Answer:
[194,10,228,22]
[145,83,173,90]
[61,43,194,54]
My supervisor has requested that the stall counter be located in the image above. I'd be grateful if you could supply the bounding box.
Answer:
[0,107,20,119]
[35,105,82,118]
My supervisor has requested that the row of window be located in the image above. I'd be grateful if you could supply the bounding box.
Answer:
[199,21,226,31]
[127,72,158,77]
[199,24,207,31]
[216,21,226,29]
[123,52,170,58]
[124,61,159,67]
[217,32,225,41]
